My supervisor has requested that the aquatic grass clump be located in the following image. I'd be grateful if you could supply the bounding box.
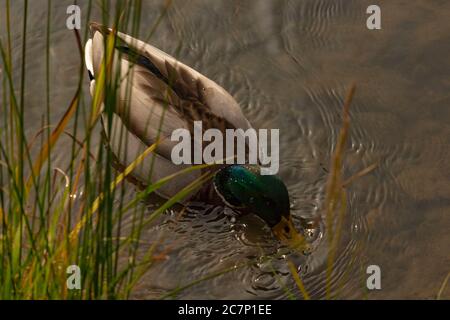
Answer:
[0,0,208,299]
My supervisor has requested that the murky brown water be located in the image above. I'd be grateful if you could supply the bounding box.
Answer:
[1,0,449,299]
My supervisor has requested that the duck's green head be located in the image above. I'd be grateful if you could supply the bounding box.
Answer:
[214,165,304,247]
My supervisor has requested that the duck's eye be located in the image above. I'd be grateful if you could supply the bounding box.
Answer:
[284,226,290,233]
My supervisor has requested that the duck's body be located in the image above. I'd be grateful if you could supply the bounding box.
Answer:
[85,23,304,246]
[86,23,252,202]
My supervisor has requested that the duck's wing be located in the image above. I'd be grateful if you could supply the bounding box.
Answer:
[88,23,251,198]
[90,23,252,159]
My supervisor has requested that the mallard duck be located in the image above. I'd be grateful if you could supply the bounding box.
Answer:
[84,22,304,247]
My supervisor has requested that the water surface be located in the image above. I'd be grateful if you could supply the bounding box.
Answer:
[1,0,449,299]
